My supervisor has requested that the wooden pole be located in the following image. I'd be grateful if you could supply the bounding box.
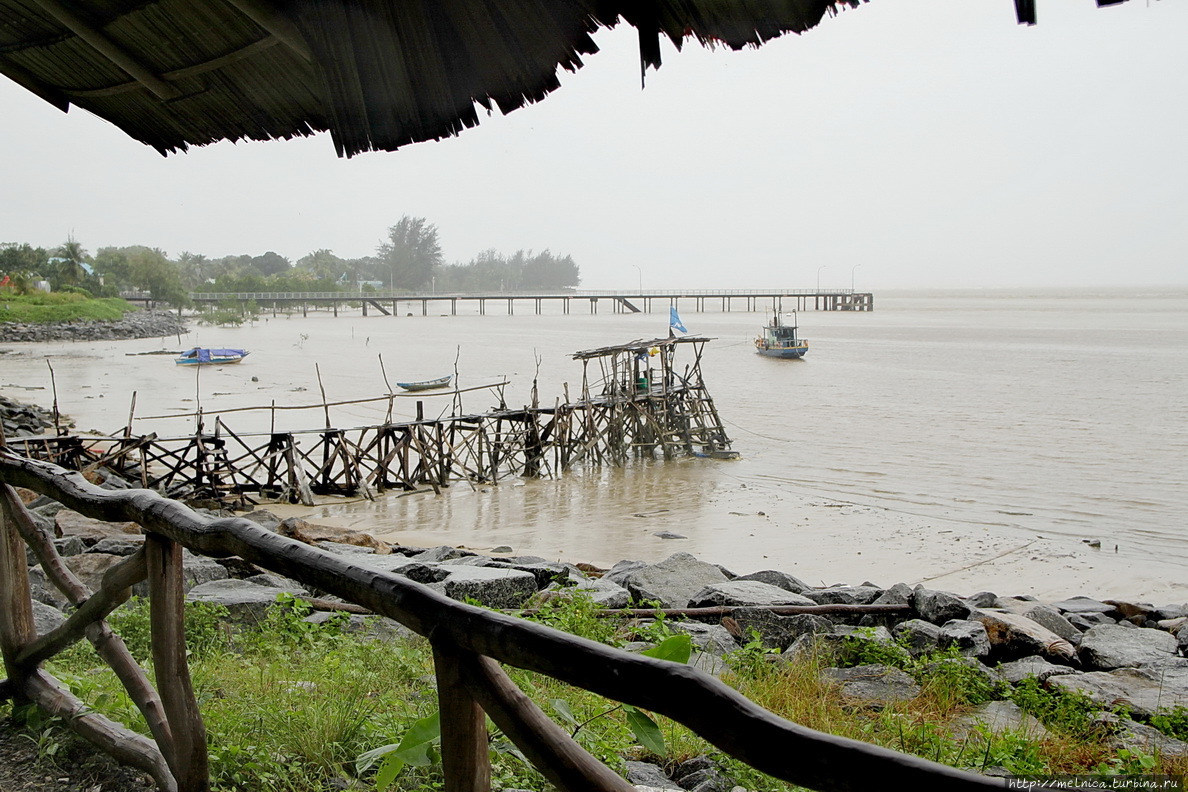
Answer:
[433,643,490,792]
[145,533,210,792]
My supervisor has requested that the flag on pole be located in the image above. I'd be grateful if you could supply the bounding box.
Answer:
[669,307,688,334]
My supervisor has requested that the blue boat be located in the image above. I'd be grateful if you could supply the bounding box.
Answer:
[397,375,451,392]
[754,313,808,359]
[175,348,249,366]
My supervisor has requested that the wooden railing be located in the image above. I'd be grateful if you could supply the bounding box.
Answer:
[0,448,1008,792]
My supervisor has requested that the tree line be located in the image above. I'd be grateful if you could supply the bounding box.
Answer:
[0,216,581,305]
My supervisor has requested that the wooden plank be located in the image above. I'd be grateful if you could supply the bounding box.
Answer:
[433,643,490,792]
[145,533,210,792]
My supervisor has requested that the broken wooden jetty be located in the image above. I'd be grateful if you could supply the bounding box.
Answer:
[8,335,737,507]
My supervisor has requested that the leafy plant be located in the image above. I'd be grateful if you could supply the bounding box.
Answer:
[1149,706,1188,741]
[1010,677,1102,735]
[356,710,442,790]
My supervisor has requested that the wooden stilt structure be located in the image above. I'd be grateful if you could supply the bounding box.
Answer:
[5,337,735,506]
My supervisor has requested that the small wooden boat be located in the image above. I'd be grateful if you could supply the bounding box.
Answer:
[397,375,452,392]
[175,348,249,366]
[754,313,808,359]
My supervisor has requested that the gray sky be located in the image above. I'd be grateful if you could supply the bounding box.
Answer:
[2,0,1185,290]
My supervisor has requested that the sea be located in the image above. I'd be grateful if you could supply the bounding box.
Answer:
[2,288,1186,596]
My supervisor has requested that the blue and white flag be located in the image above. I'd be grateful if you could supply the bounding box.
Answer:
[669,307,688,334]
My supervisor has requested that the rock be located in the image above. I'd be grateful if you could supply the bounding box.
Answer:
[949,700,1049,741]
[966,591,1000,608]
[1076,624,1180,670]
[89,537,145,556]
[675,767,732,792]
[31,600,67,635]
[55,510,141,541]
[0,310,186,343]
[1106,718,1188,759]
[914,587,973,624]
[1067,612,1117,631]
[669,621,738,657]
[317,540,377,555]
[412,545,478,563]
[1049,596,1117,617]
[303,611,415,643]
[186,578,309,625]
[239,510,282,532]
[938,619,991,657]
[64,552,126,593]
[624,761,680,790]
[891,619,942,656]
[996,656,1080,685]
[1048,667,1188,718]
[803,586,883,606]
[567,577,631,609]
[279,517,392,554]
[621,553,730,609]
[603,559,648,587]
[1021,604,1082,645]
[821,664,921,708]
[732,569,812,594]
[687,580,815,608]
[432,566,538,609]
[27,567,69,609]
[731,609,831,651]
[973,610,1078,663]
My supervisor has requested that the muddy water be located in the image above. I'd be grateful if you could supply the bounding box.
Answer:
[3,289,1186,599]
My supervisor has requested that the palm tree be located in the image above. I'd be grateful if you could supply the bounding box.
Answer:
[53,237,89,288]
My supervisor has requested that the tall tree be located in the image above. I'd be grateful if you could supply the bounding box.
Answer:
[377,216,442,290]
[250,251,291,277]
[296,249,346,281]
[52,236,89,288]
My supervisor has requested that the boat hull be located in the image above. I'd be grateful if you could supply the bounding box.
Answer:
[756,345,808,359]
[397,375,452,391]
[175,348,249,366]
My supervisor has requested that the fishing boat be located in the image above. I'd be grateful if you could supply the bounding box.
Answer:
[174,348,249,366]
[397,375,452,392]
[754,313,808,359]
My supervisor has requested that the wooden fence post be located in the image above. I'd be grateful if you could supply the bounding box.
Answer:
[433,642,490,792]
[0,486,36,699]
[145,533,210,792]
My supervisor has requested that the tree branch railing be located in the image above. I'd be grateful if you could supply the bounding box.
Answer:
[0,449,1013,792]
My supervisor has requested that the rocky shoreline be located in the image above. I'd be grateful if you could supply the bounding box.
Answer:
[0,394,60,438]
[12,481,1188,789]
[0,309,187,343]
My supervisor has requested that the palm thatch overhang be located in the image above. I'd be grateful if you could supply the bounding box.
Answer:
[0,0,1134,158]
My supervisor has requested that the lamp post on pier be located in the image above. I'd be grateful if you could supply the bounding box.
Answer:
[633,265,642,294]
[816,265,829,293]
[851,263,862,292]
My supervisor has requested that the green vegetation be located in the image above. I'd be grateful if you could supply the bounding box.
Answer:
[9,593,1183,791]
[0,292,136,323]
[3,216,580,313]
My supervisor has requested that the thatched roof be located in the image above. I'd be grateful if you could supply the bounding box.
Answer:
[0,0,1129,158]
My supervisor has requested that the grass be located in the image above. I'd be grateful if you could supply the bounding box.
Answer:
[0,292,136,323]
[14,593,1188,791]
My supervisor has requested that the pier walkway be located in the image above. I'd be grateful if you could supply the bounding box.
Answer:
[126,288,873,315]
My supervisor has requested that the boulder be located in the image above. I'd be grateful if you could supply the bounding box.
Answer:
[891,620,942,656]
[432,566,538,609]
[412,545,478,562]
[1048,666,1188,719]
[1106,717,1188,759]
[279,517,392,554]
[821,664,921,708]
[55,510,140,541]
[31,600,67,636]
[949,700,1049,741]
[803,586,883,606]
[669,621,738,657]
[64,552,126,594]
[1021,604,1081,644]
[996,656,1080,685]
[89,537,145,556]
[730,609,830,651]
[688,580,815,608]
[973,610,1077,663]
[1076,624,1180,670]
[186,578,309,625]
[731,569,812,594]
[621,553,730,609]
[624,761,680,791]
[1049,596,1117,618]
[938,619,991,658]
[913,587,973,624]
[565,577,631,609]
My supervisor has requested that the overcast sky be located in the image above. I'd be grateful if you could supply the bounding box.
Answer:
[2,0,1185,290]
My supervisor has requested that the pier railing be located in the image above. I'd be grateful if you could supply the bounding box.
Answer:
[1,448,1005,792]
